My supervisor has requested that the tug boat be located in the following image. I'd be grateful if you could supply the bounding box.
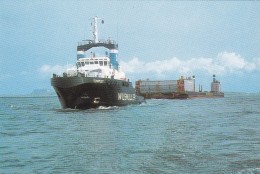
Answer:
[51,17,143,109]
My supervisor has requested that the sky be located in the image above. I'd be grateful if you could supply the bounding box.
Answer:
[1,1,260,95]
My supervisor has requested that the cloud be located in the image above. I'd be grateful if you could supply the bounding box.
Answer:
[38,52,259,79]
[121,57,182,74]
[145,57,181,74]
[120,57,144,73]
[253,57,260,70]
[39,64,74,75]
[217,52,257,73]
[121,52,259,76]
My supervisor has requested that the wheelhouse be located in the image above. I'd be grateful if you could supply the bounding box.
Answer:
[76,57,110,68]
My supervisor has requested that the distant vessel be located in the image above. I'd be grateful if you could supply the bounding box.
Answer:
[136,75,224,99]
[51,17,143,109]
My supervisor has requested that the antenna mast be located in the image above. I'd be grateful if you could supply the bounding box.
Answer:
[93,16,98,43]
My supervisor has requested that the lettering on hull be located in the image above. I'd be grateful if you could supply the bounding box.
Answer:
[118,93,136,101]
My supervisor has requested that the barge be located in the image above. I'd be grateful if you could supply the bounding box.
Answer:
[135,75,224,99]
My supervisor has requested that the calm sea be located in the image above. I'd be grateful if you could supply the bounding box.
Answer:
[0,93,259,174]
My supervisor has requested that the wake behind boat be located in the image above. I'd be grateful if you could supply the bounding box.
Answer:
[51,17,144,109]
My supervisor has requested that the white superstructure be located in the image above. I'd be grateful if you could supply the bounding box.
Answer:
[64,16,126,81]
[66,55,126,80]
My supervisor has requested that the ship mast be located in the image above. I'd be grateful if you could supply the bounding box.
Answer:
[77,17,117,52]
[93,16,99,43]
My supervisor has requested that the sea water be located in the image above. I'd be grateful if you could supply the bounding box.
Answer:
[0,93,259,173]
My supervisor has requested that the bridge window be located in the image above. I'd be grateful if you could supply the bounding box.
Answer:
[99,61,103,66]
[95,61,98,64]
[104,61,107,66]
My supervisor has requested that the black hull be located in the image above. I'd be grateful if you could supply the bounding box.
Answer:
[51,76,143,109]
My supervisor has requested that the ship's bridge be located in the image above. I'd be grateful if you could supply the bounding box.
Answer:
[74,55,125,80]
[76,57,110,68]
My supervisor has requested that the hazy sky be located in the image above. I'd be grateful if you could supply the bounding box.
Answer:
[1,1,260,94]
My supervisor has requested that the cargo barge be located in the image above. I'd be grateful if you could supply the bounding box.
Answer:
[135,75,224,99]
